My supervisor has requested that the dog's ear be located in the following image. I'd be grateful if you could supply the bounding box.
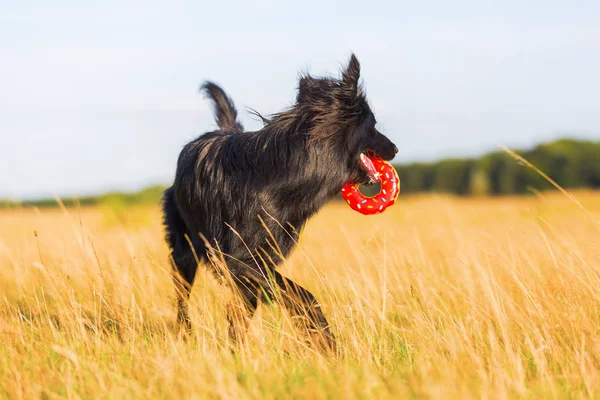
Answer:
[297,75,316,103]
[341,54,361,96]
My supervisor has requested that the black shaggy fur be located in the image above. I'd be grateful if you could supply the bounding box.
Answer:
[162,54,397,350]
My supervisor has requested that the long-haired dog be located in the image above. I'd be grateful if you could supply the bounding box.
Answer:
[162,54,397,350]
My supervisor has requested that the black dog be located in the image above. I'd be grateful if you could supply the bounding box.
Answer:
[162,54,397,350]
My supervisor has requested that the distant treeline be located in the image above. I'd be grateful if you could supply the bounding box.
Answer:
[395,138,599,196]
[0,186,167,209]
[1,138,598,209]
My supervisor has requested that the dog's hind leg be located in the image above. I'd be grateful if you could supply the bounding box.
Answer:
[171,248,198,334]
[163,186,202,334]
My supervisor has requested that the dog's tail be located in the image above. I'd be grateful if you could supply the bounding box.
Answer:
[200,81,244,132]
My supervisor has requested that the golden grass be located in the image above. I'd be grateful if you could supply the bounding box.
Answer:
[1,191,600,399]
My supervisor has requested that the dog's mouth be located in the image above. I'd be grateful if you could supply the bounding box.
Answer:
[359,152,380,182]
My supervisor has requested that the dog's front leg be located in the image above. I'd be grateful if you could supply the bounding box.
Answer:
[226,274,260,347]
[258,269,337,353]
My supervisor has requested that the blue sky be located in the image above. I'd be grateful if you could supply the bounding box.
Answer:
[1,0,599,199]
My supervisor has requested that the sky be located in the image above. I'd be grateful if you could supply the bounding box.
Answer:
[1,0,599,199]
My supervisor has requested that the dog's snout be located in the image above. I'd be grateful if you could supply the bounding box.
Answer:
[393,144,398,154]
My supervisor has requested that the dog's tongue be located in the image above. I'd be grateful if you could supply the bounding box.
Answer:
[360,153,380,181]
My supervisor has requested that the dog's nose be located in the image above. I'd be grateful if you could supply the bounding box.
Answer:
[393,145,398,154]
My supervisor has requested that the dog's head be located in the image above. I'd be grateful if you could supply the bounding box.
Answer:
[296,54,398,185]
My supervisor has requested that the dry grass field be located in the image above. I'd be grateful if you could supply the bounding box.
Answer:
[1,190,600,399]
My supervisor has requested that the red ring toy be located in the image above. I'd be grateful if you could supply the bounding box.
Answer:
[342,157,400,215]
